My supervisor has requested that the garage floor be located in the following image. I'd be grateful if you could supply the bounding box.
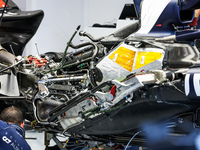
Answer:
[25,131,46,150]
[25,130,140,150]
[25,130,63,150]
[25,130,200,150]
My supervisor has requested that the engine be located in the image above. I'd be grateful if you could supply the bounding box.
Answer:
[0,0,200,147]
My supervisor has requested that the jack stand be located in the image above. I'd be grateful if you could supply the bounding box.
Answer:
[44,131,53,150]
[52,136,68,150]
[44,131,92,150]
[44,131,67,150]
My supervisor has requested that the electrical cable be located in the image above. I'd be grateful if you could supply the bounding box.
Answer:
[124,130,142,150]
[0,0,8,26]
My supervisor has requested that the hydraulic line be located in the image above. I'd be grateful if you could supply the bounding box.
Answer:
[44,42,99,76]
[82,101,127,119]
[43,57,92,74]
[60,25,81,66]
[89,69,98,87]
[124,131,142,150]
[62,69,88,74]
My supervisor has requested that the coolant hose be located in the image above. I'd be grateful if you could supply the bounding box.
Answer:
[69,42,93,49]
[70,41,99,62]
[79,31,104,42]
[44,33,99,75]
[70,42,99,86]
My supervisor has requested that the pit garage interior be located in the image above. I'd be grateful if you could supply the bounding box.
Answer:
[1,0,200,150]
[12,0,142,149]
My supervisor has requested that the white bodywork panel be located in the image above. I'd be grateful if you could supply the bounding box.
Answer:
[0,71,20,96]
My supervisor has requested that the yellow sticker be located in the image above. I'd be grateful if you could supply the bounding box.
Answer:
[109,46,136,72]
[135,51,162,70]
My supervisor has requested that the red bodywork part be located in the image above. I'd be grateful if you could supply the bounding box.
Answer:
[110,85,116,101]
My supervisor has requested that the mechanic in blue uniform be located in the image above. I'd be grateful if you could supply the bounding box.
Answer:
[0,106,31,150]
[190,9,200,28]
[190,9,200,49]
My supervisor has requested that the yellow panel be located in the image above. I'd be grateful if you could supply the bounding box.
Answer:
[135,51,162,70]
[109,47,136,72]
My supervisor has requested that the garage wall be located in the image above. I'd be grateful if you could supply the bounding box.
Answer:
[13,0,133,56]
[12,0,26,10]
[24,0,85,56]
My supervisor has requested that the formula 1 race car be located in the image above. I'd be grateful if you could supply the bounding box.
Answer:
[1,0,200,149]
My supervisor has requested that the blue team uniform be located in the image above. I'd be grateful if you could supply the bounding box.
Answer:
[0,120,31,150]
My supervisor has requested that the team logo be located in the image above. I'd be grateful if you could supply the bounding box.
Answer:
[2,136,11,144]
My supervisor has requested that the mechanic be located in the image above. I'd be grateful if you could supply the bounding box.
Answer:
[0,106,31,150]
[190,9,200,28]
